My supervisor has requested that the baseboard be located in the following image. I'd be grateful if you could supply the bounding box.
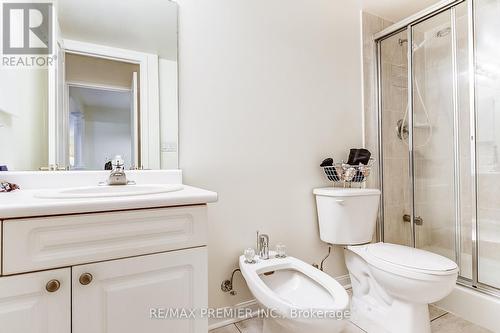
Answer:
[208,299,260,330]
[208,274,352,330]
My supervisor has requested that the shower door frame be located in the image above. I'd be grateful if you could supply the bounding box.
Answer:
[374,0,500,298]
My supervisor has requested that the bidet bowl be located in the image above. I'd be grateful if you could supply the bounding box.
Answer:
[239,255,349,333]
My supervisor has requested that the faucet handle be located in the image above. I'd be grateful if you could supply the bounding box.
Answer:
[259,234,269,246]
[258,234,270,260]
[244,248,256,264]
[112,155,124,167]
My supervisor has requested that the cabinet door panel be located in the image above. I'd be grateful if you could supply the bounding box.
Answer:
[72,247,207,333]
[0,268,70,333]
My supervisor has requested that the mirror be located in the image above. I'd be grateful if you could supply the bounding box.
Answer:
[0,0,178,171]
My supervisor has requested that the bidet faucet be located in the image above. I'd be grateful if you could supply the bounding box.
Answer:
[258,233,270,260]
[107,155,128,185]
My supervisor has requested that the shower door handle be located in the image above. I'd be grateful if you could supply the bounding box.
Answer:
[396,119,409,140]
[403,214,423,226]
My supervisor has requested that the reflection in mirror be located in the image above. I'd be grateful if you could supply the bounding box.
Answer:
[0,0,178,171]
[66,54,140,170]
[69,86,135,170]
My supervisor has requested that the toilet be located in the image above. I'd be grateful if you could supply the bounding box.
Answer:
[239,255,349,333]
[314,187,458,333]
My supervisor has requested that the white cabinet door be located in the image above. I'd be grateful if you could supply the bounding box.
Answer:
[0,268,71,333]
[72,247,208,333]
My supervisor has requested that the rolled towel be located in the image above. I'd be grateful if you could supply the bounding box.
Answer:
[320,158,334,167]
[321,158,341,181]
[0,181,19,192]
[347,148,371,165]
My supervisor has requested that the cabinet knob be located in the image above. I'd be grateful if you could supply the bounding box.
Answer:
[46,279,61,293]
[79,273,93,286]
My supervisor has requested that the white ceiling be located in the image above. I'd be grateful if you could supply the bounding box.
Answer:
[362,0,442,22]
[57,0,178,60]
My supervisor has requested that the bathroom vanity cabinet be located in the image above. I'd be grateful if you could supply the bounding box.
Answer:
[0,205,209,333]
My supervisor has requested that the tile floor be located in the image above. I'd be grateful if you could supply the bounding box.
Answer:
[209,304,492,333]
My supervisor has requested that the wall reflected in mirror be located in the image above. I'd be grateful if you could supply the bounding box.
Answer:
[66,54,139,171]
[0,0,179,171]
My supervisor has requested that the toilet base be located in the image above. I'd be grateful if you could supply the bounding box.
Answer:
[350,294,431,333]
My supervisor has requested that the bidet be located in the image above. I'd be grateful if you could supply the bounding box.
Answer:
[239,255,349,333]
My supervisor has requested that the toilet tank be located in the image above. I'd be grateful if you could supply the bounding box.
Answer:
[313,188,381,245]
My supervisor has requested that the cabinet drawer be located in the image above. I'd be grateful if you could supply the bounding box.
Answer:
[2,205,207,275]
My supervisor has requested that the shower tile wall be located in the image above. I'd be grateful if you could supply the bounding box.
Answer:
[380,32,412,246]
[362,11,413,246]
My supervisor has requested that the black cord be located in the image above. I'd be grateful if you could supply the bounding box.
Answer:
[320,246,332,271]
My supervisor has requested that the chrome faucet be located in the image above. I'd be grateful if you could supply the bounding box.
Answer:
[257,233,270,260]
[107,155,128,185]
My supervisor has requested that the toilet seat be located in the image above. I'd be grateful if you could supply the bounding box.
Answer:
[239,255,349,318]
[348,242,459,279]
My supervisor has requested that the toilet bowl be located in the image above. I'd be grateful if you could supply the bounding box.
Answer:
[239,255,349,333]
[345,243,458,333]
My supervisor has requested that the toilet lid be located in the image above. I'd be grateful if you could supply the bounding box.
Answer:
[367,243,457,272]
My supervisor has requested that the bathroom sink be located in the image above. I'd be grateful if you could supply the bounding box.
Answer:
[34,184,184,199]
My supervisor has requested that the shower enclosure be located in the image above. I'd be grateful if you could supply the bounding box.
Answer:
[376,0,500,296]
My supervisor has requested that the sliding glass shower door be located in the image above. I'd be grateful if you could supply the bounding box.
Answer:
[475,0,500,290]
[411,3,473,278]
[378,0,500,295]
[378,2,472,280]
[411,9,457,263]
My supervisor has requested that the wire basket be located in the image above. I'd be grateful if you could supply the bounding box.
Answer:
[322,159,374,186]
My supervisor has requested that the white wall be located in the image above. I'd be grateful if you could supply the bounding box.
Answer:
[177,0,364,310]
[83,106,131,170]
[0,68,48,171]
[0,12,48,171]
[159,58,179,169]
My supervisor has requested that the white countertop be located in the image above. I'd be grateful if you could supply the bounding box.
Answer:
[0,170,217,219]
[0,185,217,219]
